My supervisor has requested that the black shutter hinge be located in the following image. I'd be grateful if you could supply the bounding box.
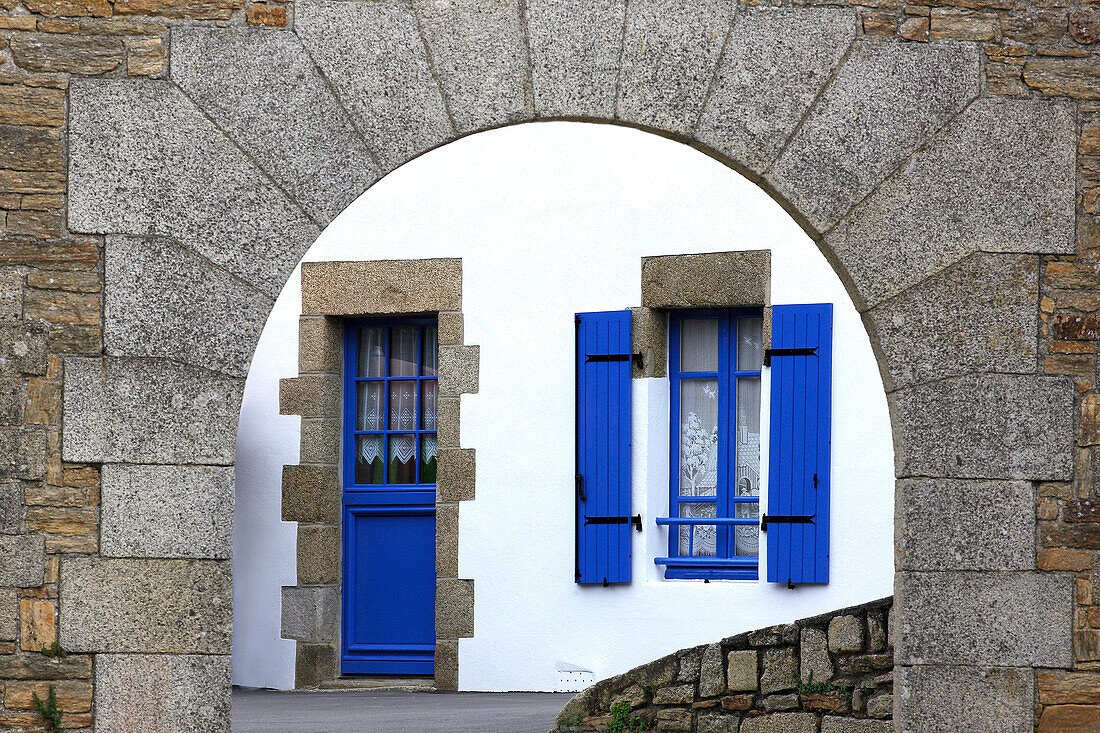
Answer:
[584,352,644,370]
[760,513,816,533]
[585,515,643,532]
[576,473,586,502]
[603,577,609,587]
[763,346,818,367]
[575,568,581,581]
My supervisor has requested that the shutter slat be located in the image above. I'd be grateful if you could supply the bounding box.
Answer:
[576,311,633,585]
[767,304,832,585]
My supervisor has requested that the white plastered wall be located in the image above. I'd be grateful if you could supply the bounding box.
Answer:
[232,122,895,691]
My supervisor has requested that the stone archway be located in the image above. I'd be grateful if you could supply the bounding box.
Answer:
[14,1,1079,729]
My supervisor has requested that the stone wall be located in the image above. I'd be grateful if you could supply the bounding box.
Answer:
[554,598,892,733]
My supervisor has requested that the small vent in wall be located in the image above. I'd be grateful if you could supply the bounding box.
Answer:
[555,663,594,692]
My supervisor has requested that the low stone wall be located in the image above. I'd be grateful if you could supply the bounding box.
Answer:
[554,598,893,732]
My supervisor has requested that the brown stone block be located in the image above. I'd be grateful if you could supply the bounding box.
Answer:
[45,534,97,553]
[114,0,245,18]
[24,378,60,426]
[39,18,80,33]
[1082,394,1100,446]
[437,448,474,502]
[301,259,462,316]
[1042,522,1100,548]
[801,690,849,713]
[127,36,164,76]
[1038,497,1061,520]
[1025,57,1100,99]
[19,598,54,652]
[0,238,98,270]
[0,125,62,172]
[282,465,339,524]
[78,18,167,35]
[1055,342,1096,355]
[1048,261,1100,290]
[1079,578,1092,604]
[1038,703,1100,731]
[26,507,96,536]
[3,679,92,712]
[298,317,341,373]
[1038,548,1093,572]
[0,86,64,127]
[246,2,286,26]
[24,484,84,507]
[24,288,99,326]
[1061,292,1100,313]
[62,464,98,488]
[929,8,998,41]
[862,10,896,37]
[1002,9,1068,45]
[1071,7,1100,44]
[1066,500,1100,522]
[0,170,65,195]
[24,0,111,17]
[47,323,101,354]
[297,525,339,585]
[900,16,930,41]
[0,16,36,30]
[721,694,754,711]
[21,194,63,210]
[11,34,124,75]
[279,374,341,418]
[1076,629,1100,661]
[6,209,61,237]
[1046,354,1094,377]
[27,270,101,293]
[1054,314,1100,341]
[0,653,91,680]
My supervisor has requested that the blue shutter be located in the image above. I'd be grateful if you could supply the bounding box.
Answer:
[766,304,832,585]
[575,310,633,585]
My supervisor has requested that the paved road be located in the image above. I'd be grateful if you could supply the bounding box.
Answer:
[232,688,574,733]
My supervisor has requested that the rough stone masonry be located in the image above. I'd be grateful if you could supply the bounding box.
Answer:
[0,0,1095,730]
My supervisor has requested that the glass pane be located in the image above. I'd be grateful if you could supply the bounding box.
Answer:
[356,382,383,431]
[389,381,417,430]
[679,379,718,496]
[680,318,718,372]
[737,317,764,371]
[357,327,386,377]
[355,435,383,484]
[421,435,438,484]
[422,324,438,377]
[735,377,762,556]
[421,380,438,431]
[679,502,717,557]
[388,434,416,484]
[390,326,418,377]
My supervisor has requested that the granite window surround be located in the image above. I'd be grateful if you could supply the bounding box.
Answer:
[278,258,477,690]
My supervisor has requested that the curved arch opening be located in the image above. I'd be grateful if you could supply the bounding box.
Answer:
[233,121,894,691]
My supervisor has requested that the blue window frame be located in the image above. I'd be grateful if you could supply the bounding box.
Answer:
[656,308,764,580]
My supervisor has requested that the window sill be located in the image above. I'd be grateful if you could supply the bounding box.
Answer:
[654,557,759,581]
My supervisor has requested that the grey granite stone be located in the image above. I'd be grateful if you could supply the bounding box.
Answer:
[437,397,461,448]
[96,654,231,733]
[895,665,1032,733]
[697,713,739,733]
[300,418,340,465]
[866,693,892,719]
[436,577,474,638]
[439,345,480,396]
[298,317,342,374]
[867,610,887,653]
[867,253,1038,390]
[641,250,769,308]
[762,694,800,711]
[678,645,702,682]
[632,307,668,379]
[0,376,22,425]
[437,501,459,577]
[828,98,1075,308]
[759,646,797,695]
[0,480,22,533]
[0,322,46,376]
[727,649,758,691]
[740,712,817,733]
[695,8,857,173]
[62,357,242,465]
[281,585,339,643]
[618,0,736,135]
[526,0,626,119]
[295,0,454,171]
[890,373,1073,481]
[282,464,340,525]
[895,571,1073,667]
[0,587,15,641]
[0,427,45,480]
[412,0,533,134]
[101,464,233,560]
[68,79,318,297]
[437,447,476,502]
[279,374,342,418]
[827,615,864,653]
[172,27,378,224]
[896,478,1034,571]
[296,525,339,585]
[768,41,980,233]
[652,683,694,704]
[799,627,833,683]
[699,641,724,697]
[61,557,232,653]
[0,533,44,586]
[104,235,272,379]
[301,259,462,316]
[296,643,338,688]
[821,719,892,733]
[435,639,459,691]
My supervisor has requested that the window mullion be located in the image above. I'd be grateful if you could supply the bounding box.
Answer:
[717,310,732,560]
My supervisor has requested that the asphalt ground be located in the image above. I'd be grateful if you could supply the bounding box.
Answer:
[231,688,575,733]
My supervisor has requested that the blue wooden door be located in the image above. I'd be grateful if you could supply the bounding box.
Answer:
[342,320,438,675]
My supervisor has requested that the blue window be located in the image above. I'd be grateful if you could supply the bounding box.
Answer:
[656,309,764,580]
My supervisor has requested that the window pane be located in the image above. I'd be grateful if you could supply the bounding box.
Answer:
[356,382,383,431]
[390,326,418,377]
[737,317,763,370]
[357,327,385,377]
[735,377,761,556]
[680,318,718,372]
[421,380,438,431]
[388,434,416,484]
[422,324,438,377]
[420,435,437,484]
[679,379,718,497]
[389,381,417,430]
[355,436,383,484]
[679,502,716,557]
